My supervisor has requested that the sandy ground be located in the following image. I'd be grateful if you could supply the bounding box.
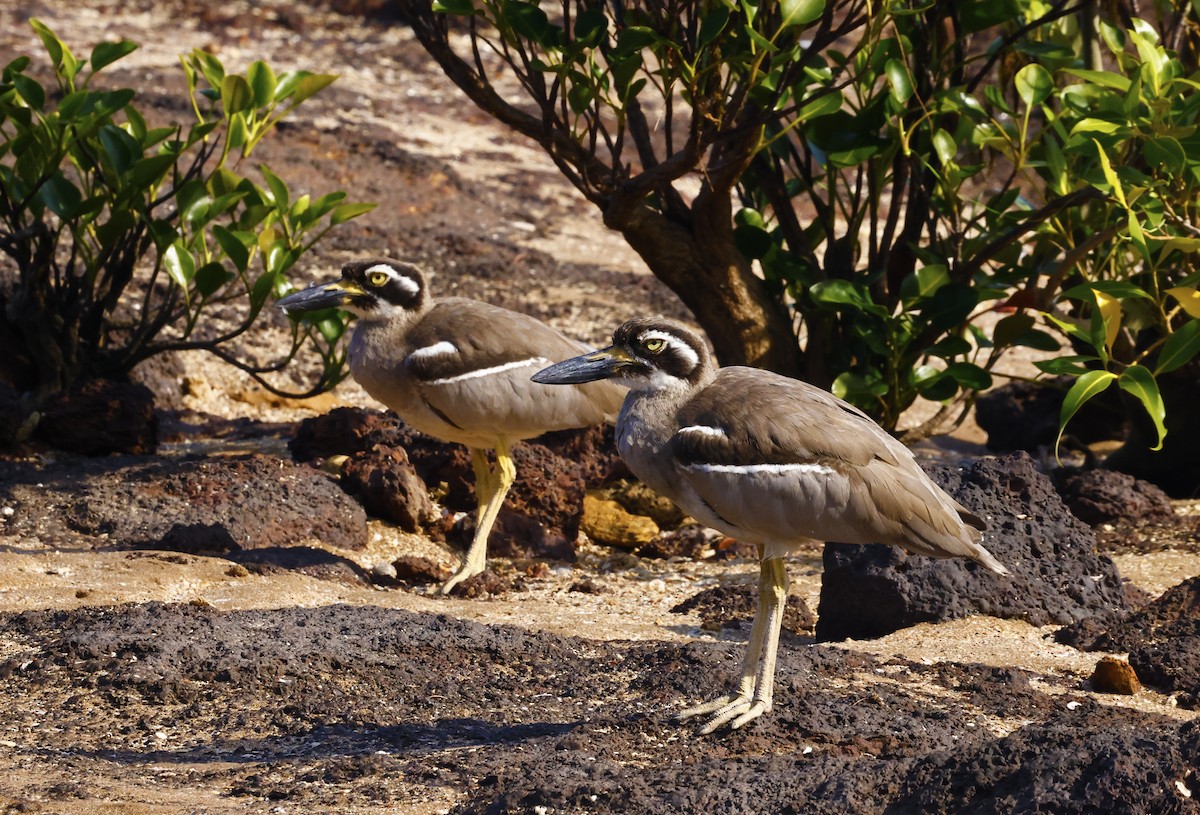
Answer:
[2,1,1200,812]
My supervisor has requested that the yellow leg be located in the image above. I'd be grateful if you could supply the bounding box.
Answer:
[678,555,790,734]
[440,444,516,594]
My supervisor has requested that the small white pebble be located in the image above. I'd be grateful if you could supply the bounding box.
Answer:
[1178,780,1193,798]
[1066,701,1081,710]
[373,562,397,579]
[1,506,14,517]
[154,731,168,741]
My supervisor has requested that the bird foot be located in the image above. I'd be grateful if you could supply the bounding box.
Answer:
[678,694,770,734]
[438,562,485,595]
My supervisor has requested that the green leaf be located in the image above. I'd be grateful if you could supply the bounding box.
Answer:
[1015,64,1053,107]
[195,262,235,298]
[992,313,1035,347]
[1167,287,1200,318]
[212,225,250,272]
[698,7,730,45]
[318,316,346,344]
[1034,355,1100,376]
[31,19,78,78]
[98,124,140,175]
[1062,281,1152,302]
[1143,136,1186,175]
[944,361,992,390]
[260,165,289,210]
[797,89,842,120]
[38,172,82,218]
[221,75,253,115]
[1060,68,1129,92]
[927,336,972,358]
[574,7,608,45]
[431,0,475,14]
[90,39,137,72]
[252,270,279,306]
[283,72,337,105]
[1056,370,1117,454]
[1092,138,1126,207]
[330,201,376,225]
[958,0,1019,33]
[810,279,887,317]
[1118,365,1166,451]
[885,58,912,104]
[247,61,277,108]
[1155,320,1200,375]
[921,283,977,333]
[832,371,887,402]
[12,74,45,109]
[932,129,956,165]
[507,1,559,47]
[164,241,197,288]
[781,0,824,28]
[914,368,959,401]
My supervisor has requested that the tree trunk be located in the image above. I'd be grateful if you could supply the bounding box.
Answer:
[604,200,803,376]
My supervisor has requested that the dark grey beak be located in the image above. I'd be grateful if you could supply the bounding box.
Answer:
[532,347,631,385]
[277,280,365,313]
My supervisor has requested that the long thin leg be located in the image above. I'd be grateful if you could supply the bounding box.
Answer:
[440,444,516,594]
[678,555,791,733]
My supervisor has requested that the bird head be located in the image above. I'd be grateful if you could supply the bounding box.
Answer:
[277,259,427,320]
[533,316,712,392]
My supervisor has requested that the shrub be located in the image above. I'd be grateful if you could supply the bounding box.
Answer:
[0,20,372,415]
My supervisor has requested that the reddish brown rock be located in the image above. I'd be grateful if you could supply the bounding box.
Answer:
[35,378,157,455]
[340,443,439,533]
[1090,656,1141,695]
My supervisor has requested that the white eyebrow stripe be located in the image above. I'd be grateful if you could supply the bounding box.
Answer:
[681,462,836,476]
[426,356,550,386]
[678,425,727,439]
[639,329,699,369]
[364,262,420,297]
[408,341,458,362]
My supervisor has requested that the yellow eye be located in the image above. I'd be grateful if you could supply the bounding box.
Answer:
[368,271,389,287]
[643,338,665,353]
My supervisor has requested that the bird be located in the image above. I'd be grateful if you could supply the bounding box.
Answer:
[532,316,1008,734]
[277,258,626,594]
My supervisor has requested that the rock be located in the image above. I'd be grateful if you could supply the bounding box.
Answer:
[290,409,596,561]
[161,522,241,555]
[1090,657,1141,695]
[817,451,1127,642]
[533,424,626,487]
[34,378,158,455]
[581,494,659,550]
[1058,576,1200,708]
[0,381,24,448]
[447,569,520,598]
[340,444,439,533]
[0,453,367,554]
[503,442,587,547]
[890,701,1195,814]
[605,480,686,528]
[1054,467,1176,527]
[975,377,1125,452]
[672,583,816,635]
[386,556,448,586]
[288,406,404,462]
[636,524,722,560]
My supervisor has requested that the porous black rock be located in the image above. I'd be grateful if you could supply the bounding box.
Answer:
[817,451,1127,641]
[1057,576,1200,708]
